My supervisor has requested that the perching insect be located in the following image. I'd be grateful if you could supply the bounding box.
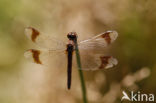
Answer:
[24,27,118,89]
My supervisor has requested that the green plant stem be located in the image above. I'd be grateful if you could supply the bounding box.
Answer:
[74,40,88,103]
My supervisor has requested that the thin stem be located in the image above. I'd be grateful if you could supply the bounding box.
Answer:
[74,40,88,103]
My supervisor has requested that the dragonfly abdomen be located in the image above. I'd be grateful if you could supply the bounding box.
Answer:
[66,43,74,89]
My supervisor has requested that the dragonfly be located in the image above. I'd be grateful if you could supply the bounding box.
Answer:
[24,27,118,89]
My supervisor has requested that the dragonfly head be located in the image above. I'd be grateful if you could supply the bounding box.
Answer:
[67,32,77,41]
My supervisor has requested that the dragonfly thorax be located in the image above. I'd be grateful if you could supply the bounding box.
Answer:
[66,43,74,52]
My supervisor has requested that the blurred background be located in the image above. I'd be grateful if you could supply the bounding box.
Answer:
[0,0,156,103]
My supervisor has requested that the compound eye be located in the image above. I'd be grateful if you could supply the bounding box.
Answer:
[67,34,70,38]
[67,33,72,38]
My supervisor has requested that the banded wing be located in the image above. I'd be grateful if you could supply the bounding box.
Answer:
[79,31,118,51]
[78,31,118,70]
[24,27,67,66]
[24,49,67,67]
[77,52,118,70]
[25,27,66,50]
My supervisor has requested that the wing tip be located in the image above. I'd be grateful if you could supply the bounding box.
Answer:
[25,27,40,42]
[24,49,32,58]
[99,56,118,69]
[101,30,118,44]
[106,30,118,43]
[24,49,42,64]
[105,56,118,69]
[25,27,33,37]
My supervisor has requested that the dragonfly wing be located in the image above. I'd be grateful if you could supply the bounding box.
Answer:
[77,50,118,70]
[78,31,118,51]
[24,49,67,67]
[76,31,118,70]
[25,27,66,50]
